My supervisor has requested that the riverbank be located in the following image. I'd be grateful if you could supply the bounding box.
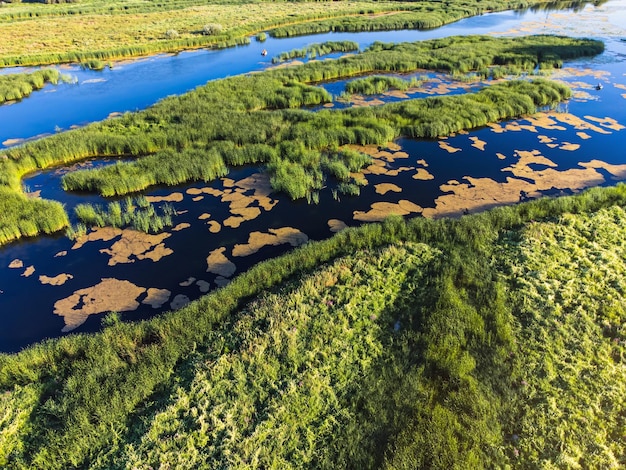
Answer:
[1,183,624,468]
[0,0,588,68]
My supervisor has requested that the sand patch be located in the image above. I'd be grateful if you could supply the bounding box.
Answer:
[170,294,190,310]
[196,280,211,293]
[187,187,223,197]
[55,251,68,258]
[469,136,487,151]
[375,183,402,195]
[413,168,434,180]
[2,138,25,147]
[39,274,73,286]
[172,223,190,232]
[142,288,171,308]
[146,192,183,203]
[576,132,592,140]
[232,227,308,257]
[199,213,211,220]
[416,159,428,167]
[328,219,348,233]
[224,206,262,228]
[614,84,626,91]
[438,141,462,153]
[496,153,507,160]
[192,196,204,201]
[99,230,172,266]
[354,200,422,222]
[8,259,23,269]
[54,278,146,332]
[551,113,611,134]
[206,247,237,277]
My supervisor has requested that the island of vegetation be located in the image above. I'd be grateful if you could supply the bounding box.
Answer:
[0,68,68,104]
[0,35,604,244]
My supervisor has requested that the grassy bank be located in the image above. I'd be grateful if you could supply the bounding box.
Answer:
[0,68,67,104]
[0,183,624,468]
[0,0,592,67]
[0,35,602,245]
[271,40,359,64]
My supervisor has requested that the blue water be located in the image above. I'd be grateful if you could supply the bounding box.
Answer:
[0,2,613,148]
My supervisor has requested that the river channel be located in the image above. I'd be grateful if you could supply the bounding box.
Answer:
[0,0,625,352]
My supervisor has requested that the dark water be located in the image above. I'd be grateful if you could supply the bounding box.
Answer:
[0,0,625,352]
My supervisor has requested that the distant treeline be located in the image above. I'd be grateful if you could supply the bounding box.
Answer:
[0,34,603,245]
[0,181,624,468]
[0,68,67,104]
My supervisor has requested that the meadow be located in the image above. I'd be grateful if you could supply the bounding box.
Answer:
[0,35,602,244]
[0,182,624,468]
[0,0,589,67]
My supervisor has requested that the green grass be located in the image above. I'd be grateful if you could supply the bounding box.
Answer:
[271,40,359,64]
[71,196,176,235]
[0,68,68,104]
[344,75,422,95]
[1,183,625,468]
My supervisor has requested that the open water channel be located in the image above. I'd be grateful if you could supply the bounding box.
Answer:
[0,0,625,352]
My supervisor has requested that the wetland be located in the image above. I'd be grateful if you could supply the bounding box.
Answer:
[0,0,625,352]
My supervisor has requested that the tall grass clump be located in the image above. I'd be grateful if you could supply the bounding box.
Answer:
[271,40,359,63]
[0,68,68,104]
[71,196,175,235]
[345,75,421,95]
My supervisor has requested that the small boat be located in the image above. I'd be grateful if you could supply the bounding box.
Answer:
[261,49,267,56]
[596,83,603,90]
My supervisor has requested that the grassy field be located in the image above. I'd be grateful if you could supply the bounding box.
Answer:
[0,183,624,468]
[0,0,579,67]
[0,35,602,245]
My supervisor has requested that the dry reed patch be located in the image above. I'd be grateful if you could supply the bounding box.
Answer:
[232,227,308,257]
[170,294,190,310]
[54,251,67,258]
[39,273,73,286]
[72,226,122,250]
[172,223,190,232]
[8,259,23,269]
[374,183,402,195]
[146,192,183,203]
[21,266,35,277]
[99,230,172,266]
[206,247,237,277]
[54,278,146,332]
[196,280,211,293]
[328,219,348,233]
[142,288,171,308]
[179,277,196,287]
[469,136,487,151]
[413,168,435,180]
[438,140,462,153]
[354,200,422,222]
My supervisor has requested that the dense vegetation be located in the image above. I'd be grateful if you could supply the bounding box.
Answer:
[0,68,67,104]
[344,75,422,95]
[0,35,601,245]
[0,0,588,67]
[70,196,175,237]
[271,40,359,64]
[1,183,625,468]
